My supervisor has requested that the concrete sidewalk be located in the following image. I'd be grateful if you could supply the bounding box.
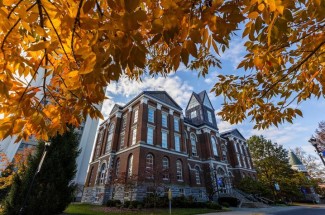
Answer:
[197,206,303,215]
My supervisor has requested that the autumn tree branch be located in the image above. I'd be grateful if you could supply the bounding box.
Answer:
[71,0,84,63]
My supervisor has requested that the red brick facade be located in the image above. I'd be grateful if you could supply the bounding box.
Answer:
[82,91,256,204]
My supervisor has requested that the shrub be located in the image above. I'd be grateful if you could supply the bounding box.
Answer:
[207,202,222,210]
[218,197,239,207]
[106,199,121,207]
[124,201,131,208]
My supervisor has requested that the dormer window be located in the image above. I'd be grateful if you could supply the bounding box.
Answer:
[191,111,197,118]
[207,111,213,123]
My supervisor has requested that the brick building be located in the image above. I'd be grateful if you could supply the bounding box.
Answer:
[82,91,256,204]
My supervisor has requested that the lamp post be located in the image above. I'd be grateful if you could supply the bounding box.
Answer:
[19,141,51,215]
[309,137,325,167]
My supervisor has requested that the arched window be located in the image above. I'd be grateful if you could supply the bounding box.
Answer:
[115,158,120,177]
[127,154,133,177]
[176,160,183,181]
[190,133,197,156]
[105,124,115,153]
[211,136,218,156]
[162,157,169,180]
[146,154,154,179]
[99,163,106,184]
[195,166,201,184]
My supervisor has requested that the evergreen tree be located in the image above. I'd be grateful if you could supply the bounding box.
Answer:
[3,129,80,215]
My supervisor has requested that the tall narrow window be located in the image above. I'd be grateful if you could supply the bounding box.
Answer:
[106,124,115,153]
[122,115,127,130]
[237,155,242,167]
[99,163,106,184]
[162,113,168,127]
[133,109,138,123]
[190,111,197,118]
[87,166,94,186]
[162,157,169,180]
[211,137,218,156]
[174,118,179,132]
[190,134,197,156]
[132,128,137,145]
[146,154,154,179]
[175,135,180,152]
[148,108,155,123]
[95,131,104,158]
[221,145,227,161]
[119,133,125,149]
[207,111,213,123]
[176,160,183,181]
[195,167,201,184]
[115,159,120,177]
[147,127,154,145]
[127,154,133,177]
[162,131,168,148]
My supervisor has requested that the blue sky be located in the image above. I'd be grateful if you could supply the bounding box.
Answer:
[101,36,325,158]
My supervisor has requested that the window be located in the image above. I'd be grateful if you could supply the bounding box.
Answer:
[122,115,127,130]
[95,131,104,158]
[190,134,197,156]
[207,111,213,123]
[119,133,125,149]
[234,142,238,152]
[175,135,180,152]
[133,109,138,123]
[132,128,137,145]
[174,118,179,132]
[127,155,133,177]
[190,111,197,118]
[179,188,185,196]
[162,157,169,180]
[162,113,168,127]
[147,127,154,145]
[211,137,218,156]
[195,167,201,184]
[162,131,168,148]
[176,160,183,181]
[239,143,243,154]
[99,163,106,184]
[115,159,120,177]
[87,166,94,186]
[106,124,115,153]
[148,108,155,123]
[146,154,154,179]
[237,155,242,167]
[221,145,227,161]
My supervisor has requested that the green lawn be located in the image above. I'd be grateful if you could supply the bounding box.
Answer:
[64,203,221,215]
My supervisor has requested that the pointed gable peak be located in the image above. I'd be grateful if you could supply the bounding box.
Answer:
[186,93,200,110]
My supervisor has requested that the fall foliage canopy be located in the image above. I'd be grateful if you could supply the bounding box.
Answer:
[0,0,324,141]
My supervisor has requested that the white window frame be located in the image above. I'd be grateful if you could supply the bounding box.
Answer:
[190,111,197,118]
[100,163,106,184]
[176,160,183,181]
[211,136,218,156]
[190,134,197,156]
[127,155,133,177]
[162,131,168,148]
[132,128,137,145]
[174,117,180,132]
[174,135,181,152]
[148,107,155,123]
[133,109,138,124]
[119,133,125,149]
[146,154,154,179]
[105,124,115,153]
[162,157,169,180]
[162,112,168,128]
[207,111,213,123]
[147,126,154,145]
[195,167,201,184]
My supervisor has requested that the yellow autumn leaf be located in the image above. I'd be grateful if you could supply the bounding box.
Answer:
[248,12,259,19]
[27,41,50,51]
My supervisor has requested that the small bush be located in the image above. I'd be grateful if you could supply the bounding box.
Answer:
[124,201,131,208]
[218,197,239,207]
[220,202,230,208]
[207,202,222,210]
[106,199,121,207]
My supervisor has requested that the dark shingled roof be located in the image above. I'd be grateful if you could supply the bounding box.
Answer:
[143,91,182,110]
[289,150,303,166]
[220,129,246,140]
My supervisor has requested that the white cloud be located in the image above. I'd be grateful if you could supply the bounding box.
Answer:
[220,38,246,69]
[204,71,220,84]
[214,109,237,132]
[248,123,310,146]
[106,75,193,108]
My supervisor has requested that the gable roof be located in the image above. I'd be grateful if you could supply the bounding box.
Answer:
[220,129,246,141]
[109,104,123,115]
[185,90,214,110]
[288,150,303,166]
[203,93,214,109]
[143,91,182,110]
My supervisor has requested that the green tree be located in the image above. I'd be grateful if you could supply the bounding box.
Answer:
[3,129,80,215]
[247,135,298,200]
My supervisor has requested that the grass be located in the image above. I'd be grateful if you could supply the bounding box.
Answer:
[64,203,221,215]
